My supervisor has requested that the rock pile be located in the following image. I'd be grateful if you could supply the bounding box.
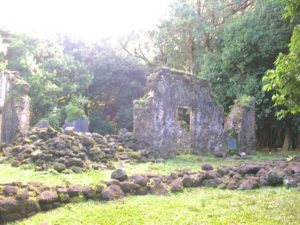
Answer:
[0,158,299,223]
[0,127,145,172]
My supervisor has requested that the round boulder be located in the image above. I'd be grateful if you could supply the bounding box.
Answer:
[170,179,183,193]
[182,175,194,187]
[201,164,214,171]
[101,185,124,201]
[53,163,66,172]
[111,168,128,181]
[266,171,283,186]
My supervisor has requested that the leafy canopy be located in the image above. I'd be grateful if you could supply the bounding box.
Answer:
[263,0,300,118]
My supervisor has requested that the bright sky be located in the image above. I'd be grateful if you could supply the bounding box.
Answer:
[0,0,172,41]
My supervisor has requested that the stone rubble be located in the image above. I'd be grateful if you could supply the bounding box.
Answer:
[0,127,147,172]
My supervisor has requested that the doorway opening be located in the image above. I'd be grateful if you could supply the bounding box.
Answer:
[177,107,191,131]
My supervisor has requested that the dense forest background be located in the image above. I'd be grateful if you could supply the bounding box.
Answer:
[0,0,299,150]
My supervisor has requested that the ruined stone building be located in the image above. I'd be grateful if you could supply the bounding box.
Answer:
[133,68,224,158]
[0,71,30,143]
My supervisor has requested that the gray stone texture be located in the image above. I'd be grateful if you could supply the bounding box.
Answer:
[224,97,256,153]
[0,71,30,143]
[133,68,224,158]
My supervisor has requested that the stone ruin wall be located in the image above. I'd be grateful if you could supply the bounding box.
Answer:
[133,68,224,158]
[0,71,30,143]
[224,97,256,153]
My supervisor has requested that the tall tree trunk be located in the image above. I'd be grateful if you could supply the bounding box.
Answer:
[282,127,290,151]
[187,33,194,74]
[297,132,300,150]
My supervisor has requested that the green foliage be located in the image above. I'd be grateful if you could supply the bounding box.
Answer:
[65,95,89,121]
[4,34,92,124]
[0,37,8,70]
[134,95,150,106]
[263,0,300,119]
[115,106,134,131]
[227,128,237,138]
[201,0,292,112]
[282,0,300,20]
[87,47,147,131]
[0,31,147,131]
[236,95,254,109]
[47,107,63,128]
[89,109,116,135]
[65,103,86,121]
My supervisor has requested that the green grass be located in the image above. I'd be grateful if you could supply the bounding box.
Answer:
[11,187,300,225]
[124,151,300,176]
[0,165,110,185]
[0,152,298,185]
[1,152,300,224]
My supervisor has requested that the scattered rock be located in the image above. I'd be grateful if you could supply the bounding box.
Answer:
[236,164,262,176]
[111,169,128,181]
[266,171,283,186]
[80,135,96,147]
[82,186,97,199]
[148,179,168,195]
[0,197,23,222]
[201,164,214,171]
[182,175,194,187]
[217,167,231,176]
[67,185,82,197]
[3,185,18,195]
[11,160,20,167]
[53,163,66,172]
[71,166,83,173]
[101,185,124,201]
[170,179,183,193]
[130,174,148,187]
[202,178,222,188]
[39,190,58,210]
[120,181,140,193]
[283,177,298,188]
[291,156,300,162]
[239,177,259,190]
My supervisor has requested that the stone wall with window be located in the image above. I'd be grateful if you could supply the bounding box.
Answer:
[133,68,224,158]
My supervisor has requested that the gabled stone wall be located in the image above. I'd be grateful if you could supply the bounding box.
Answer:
[0,71,30,143]
[133,68,224,158]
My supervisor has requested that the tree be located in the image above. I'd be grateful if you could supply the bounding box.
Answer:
[199,0,294,149]
[87,46,148,132]
[263,0,300,119]
[149,0,255,74]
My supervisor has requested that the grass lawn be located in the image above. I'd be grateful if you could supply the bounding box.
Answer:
[0,151,298,185]
[1,151,299,224]
[11,187,300,225]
